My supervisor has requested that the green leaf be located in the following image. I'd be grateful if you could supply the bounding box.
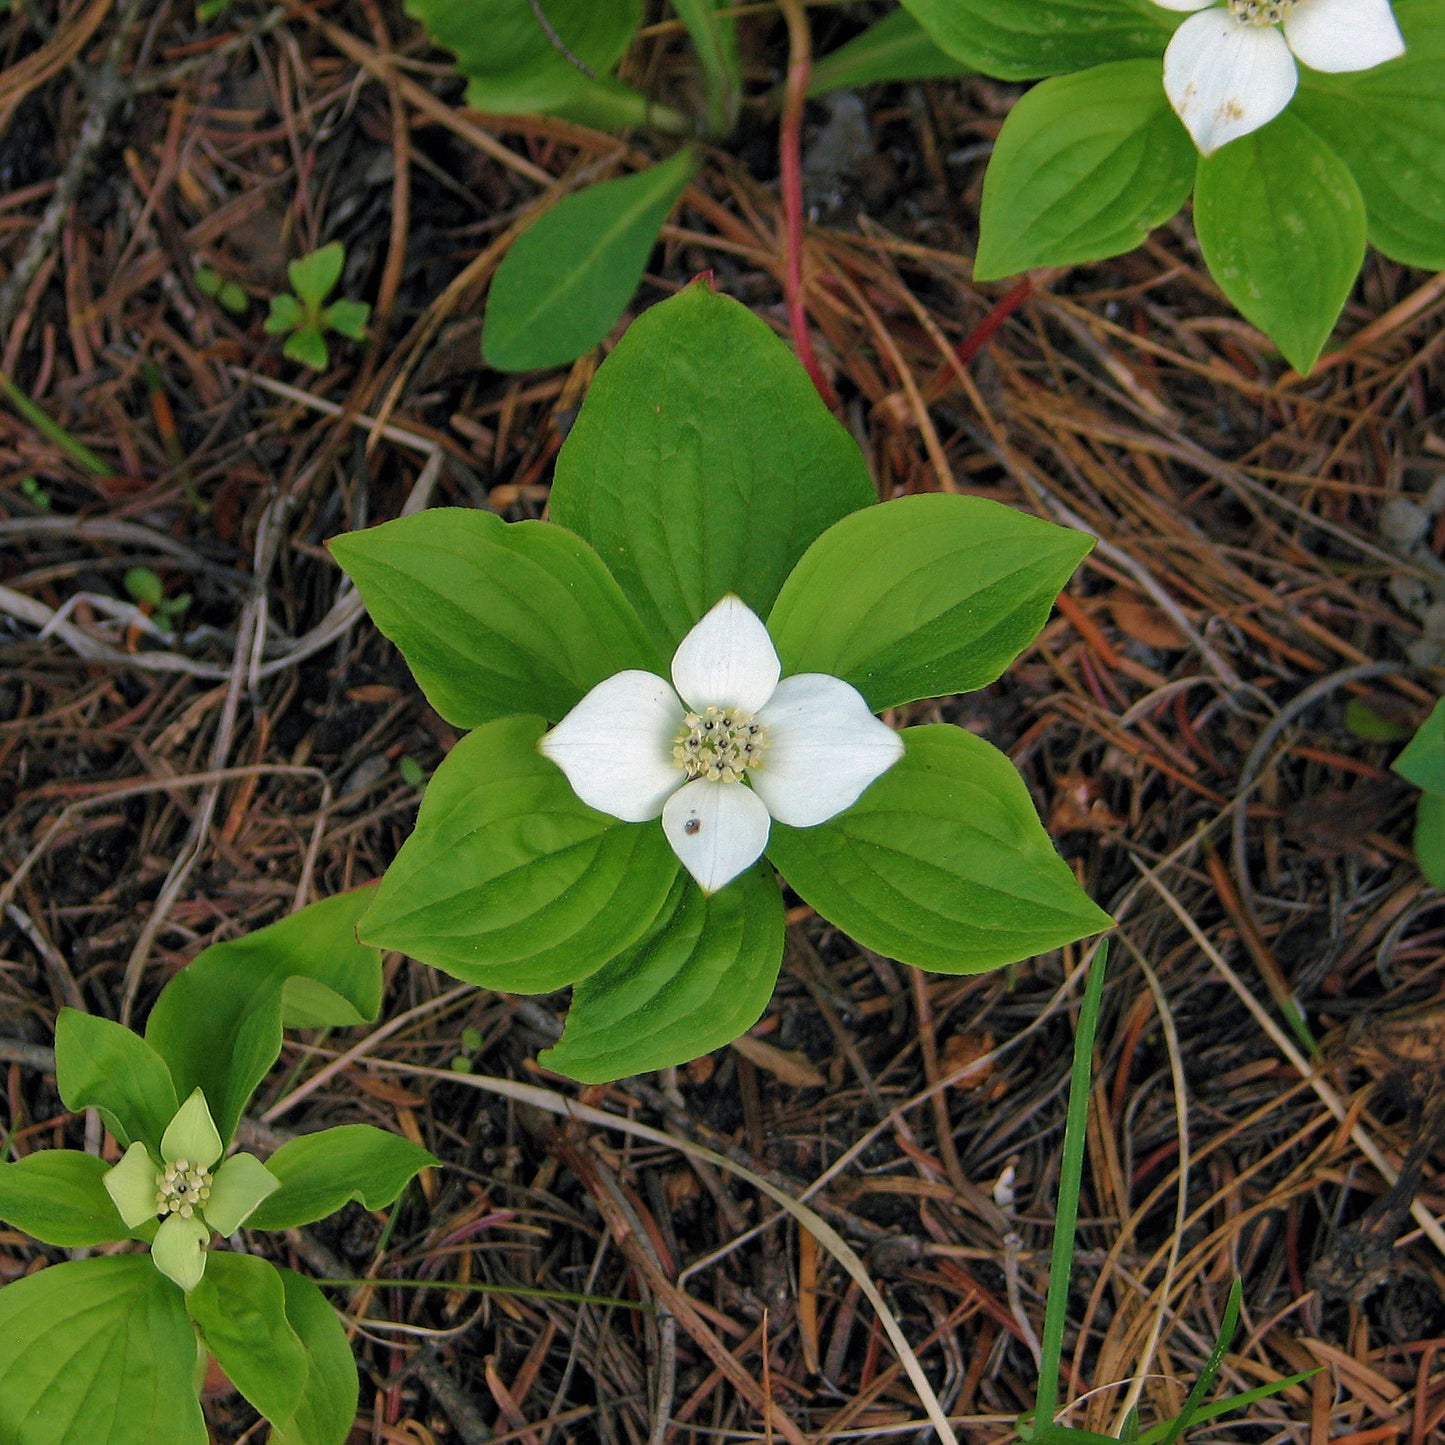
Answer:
[974,60,1195,279]
[145,889,382,1147]
[359,715,679,990]
[264,292,303,333]
[1413,792,1445,889]
[269,1269,359,1445]
[1194,111,1367,375]
[0,1151,130,1247]
[542,864,785,1082]
[1343,697,1412,744]
[1293,3,1445,271]
[768,493,1093,712]
[407,0,641,114]
[188,1253,307,1428]
[284,327,331,371]
[0,1256,206,1445]
[766,726,1113,972]
[287,243,345,306]
[323,297,370,341]
[328,509,663,730]
[484,148,697,373]
[124,565,164,606]
[809,7,972,93]
[550,280,877,651]
[54,1010,178,1151]
[247,1125,437,1231]
[898,0,1171,80]
[1395,700,1445,791]
[670,0,739,134]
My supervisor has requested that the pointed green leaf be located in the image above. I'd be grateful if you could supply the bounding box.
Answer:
[1413,792,1445,889]
[0,1257,206,1445]
[328,509,663,730]
[284,326,331,370]
[1194,111,1367,375]
[322,298,370,341]
[767,726,1113,973]
[54,1009,178,1151]
[1294,4,1445,271]
[287,243,345,306]
[898,0,1171,80]
[105,1141,162,1229]
[1392,698,1445,792]
[145,889,382,1147]
[247,1125,436,1231]
[768,493,1093,712]
[542,863,785,1082]
[360,715,679,989]
[550,281,877,651]
[974,60,1195,279]
[161,1088,224,1170]
[810,7,971,93]
[0,1151,130,1246]
[188,1253,307,1427]
[269,1268,359,1445]
[484,148,697,372]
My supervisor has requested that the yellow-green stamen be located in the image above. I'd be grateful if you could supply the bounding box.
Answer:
[155,1159,214,1221]
[672,705,767,783]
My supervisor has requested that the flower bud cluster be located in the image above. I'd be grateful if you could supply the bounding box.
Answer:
[155,1158,213,1220]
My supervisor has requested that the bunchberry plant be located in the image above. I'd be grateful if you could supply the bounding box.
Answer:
[0,891,435,1445]
[331,279,1112,1082]
[263,242,371,371]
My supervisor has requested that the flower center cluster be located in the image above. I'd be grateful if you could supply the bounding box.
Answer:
[672,705,767,783]
[1226,0,1296,24]
[155,1158,213,1220]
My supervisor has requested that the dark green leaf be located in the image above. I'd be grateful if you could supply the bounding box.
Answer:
[1343,697,1412,744]
[188,1253,306,1428]
[542,864,784,1082]
[287,244,344,307]
[898,0,1171,80]
[248,1125,437,1231]
[54,1010,178,1151]
[145,889,382,1147]
[269,1269,359,1445]
[359,715,678,990]
[329,508,663,730]
[669,0,739,134]
[810,7,972,93]
[0,1151,130,1247]
[1194,111,1366,375]
[1413,792,1445,888]
[484,148,697,372]
[1294,3,1445,270]
[550,280,877,651]
[1394,699,1445,791]
[0,1256,205,1445]
[767,726,1113,972]
[768,493,1093,711]
[974,60,1194,279]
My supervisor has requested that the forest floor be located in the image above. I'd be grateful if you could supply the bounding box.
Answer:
[1,2,1443,1442]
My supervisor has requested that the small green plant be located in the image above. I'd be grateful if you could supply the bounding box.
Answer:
[1391,697,1445,887]
[0,892,435,1445]
[263,242,371,370]
[17,476,51,509]
[195,263,248,314]
[124,566,192,631]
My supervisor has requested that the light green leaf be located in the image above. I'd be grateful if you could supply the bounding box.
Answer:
[0,1256,206,1445]
[204,1152,281,1235]
[1294,3,1445,270]
[898,0,1171,80]
[359,715,679,989]
[769,494,1092,712]
[54,1009,178,1151]
[280,976,372,1030]
[767,726,1113,972]
[188,1253,307,1428]
[1393,698,1445,792]
[484,148,697,372]
[269,1269,359,1445]
[809,7,972,94]
[284,327,331,371]
[1194,111,1367,375]
[323,298,370,341]
[247,1125,437,1231]
[264,292,303,333]
[974,60,1195,279]
[145,889,382,1147]
[287,243,345,307]
[0,1151,130,1247]
[550,280,877,651]
[161,1088,223,1170]
[542,864,785,1082]
[329,509,663,730]
[406,0,641,115]
[1413,792,1445,889]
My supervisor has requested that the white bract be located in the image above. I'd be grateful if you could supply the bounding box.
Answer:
[1154,0,1405,154]
[103,1087,280,1291]
[540,595,903,894]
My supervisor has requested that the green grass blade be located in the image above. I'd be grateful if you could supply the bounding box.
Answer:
[1154,1277,1241,1445]
[0,372,113,478]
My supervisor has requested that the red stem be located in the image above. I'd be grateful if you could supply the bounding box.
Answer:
[955,275,1033,368]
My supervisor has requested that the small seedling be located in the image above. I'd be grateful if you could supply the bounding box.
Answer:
[449,1025,485,1073]
[263,242,371,370]
[195,264,248,315]
[17,476,51,509]
[398,754,426,788]
[124,566,191,632]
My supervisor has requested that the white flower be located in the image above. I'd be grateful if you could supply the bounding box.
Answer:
[1154,0,1405,154]
[103,1087,280,1291]
[539,594,903,895]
